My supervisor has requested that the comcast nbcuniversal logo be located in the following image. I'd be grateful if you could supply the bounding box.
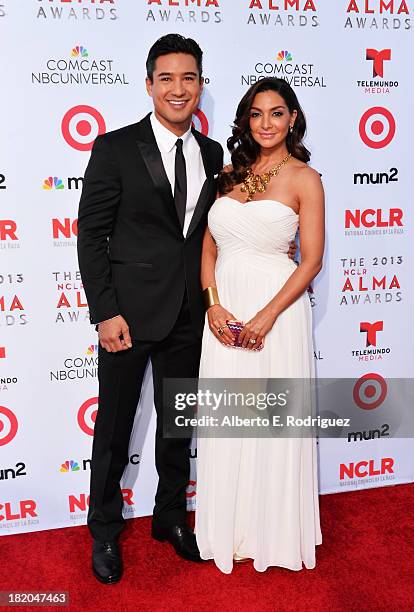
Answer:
[31,45,129,86]
[241,49,327,88]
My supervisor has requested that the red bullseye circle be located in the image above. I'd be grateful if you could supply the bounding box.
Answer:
[61,105,106,151]
[371,120,383,135]
[0,406,18,446]
[359,107,395,149]
[365,385,376,398]
[353,373,387,410]
[77,397,99,436]
[186,480,196,498]
[191,108,209,136]
[77,120,92,137]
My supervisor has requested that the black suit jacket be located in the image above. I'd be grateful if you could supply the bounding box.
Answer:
[77,113,224,341]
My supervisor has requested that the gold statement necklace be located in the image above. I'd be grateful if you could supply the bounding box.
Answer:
[241,152,291,202]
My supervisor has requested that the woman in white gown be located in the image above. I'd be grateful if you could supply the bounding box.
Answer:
[195,78,324,574]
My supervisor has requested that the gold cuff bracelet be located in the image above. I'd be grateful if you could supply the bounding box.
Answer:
[203,286,220,309]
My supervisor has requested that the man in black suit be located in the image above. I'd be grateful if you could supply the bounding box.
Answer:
[77,34,223,584]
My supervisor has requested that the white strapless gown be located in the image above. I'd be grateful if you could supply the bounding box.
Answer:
[195,196,322,574]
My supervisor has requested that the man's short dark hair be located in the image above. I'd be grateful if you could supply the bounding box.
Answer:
[146,33,203,82]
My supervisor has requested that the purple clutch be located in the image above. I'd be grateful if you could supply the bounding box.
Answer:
[226,320,264,351]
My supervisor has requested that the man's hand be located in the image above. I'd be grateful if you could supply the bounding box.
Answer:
[287,239,297,261]
[98,315,132,353]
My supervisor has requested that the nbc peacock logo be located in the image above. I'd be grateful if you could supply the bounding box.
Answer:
[277,50,293,61]
[43,177,64,190]
[71,45,88,58]
[86,344,98,355]
[60,460,80,473]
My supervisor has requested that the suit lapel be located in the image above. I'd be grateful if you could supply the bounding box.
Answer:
[192,128,215,178]
[186,129,217,239]
[135,116,219,238]
[135,115,181,231]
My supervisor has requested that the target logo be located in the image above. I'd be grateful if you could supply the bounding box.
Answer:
[0,406,18,446]
[61,105,106,151]
[192,108,209,136]
[77,397,98,436]
[186,480,196,498]
[353,373,387,410]
[359,107,395,149]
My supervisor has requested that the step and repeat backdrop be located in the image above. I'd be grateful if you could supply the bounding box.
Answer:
[1,1,413,535]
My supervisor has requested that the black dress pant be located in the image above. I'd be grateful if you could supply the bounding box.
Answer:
[87,296,201,542]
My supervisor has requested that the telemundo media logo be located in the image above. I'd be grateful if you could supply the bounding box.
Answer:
[356,48,399,94]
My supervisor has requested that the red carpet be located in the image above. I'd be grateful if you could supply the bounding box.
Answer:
[1,483,413,612]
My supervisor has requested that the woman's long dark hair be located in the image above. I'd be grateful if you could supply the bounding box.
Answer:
[218,77,310,195]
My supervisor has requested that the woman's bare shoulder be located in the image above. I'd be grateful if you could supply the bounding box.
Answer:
[290,159,322,184]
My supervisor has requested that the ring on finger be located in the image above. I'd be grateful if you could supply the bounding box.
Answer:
[249,338,257,345]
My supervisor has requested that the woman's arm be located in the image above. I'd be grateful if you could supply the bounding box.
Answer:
[269,167,325,315]
[239,167,325,348]
[201,227,236,346]
[200,226,219,291]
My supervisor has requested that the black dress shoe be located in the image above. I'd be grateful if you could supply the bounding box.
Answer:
[92,540,123,584]
[151,523,203,562]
